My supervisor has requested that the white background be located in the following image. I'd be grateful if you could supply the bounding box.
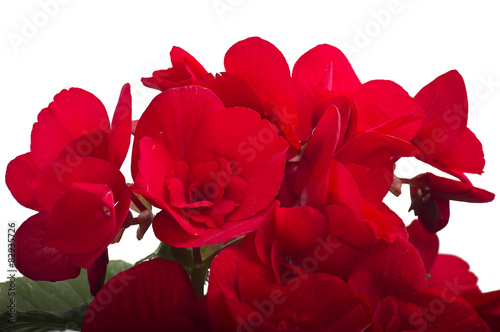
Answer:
[1,0,499,292]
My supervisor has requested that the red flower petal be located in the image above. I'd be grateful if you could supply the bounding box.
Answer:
[32,157,126,212]
[352,80,424,141]
[411,173,495,203]
[427,254,479,297]
[413,70,468,160]
[186,107,288,221]
[207,245,243,332]
[31,88,110,169]
[141,46,208,91]
[273,206,328,254]
[224,37,297,127]
[292,44,361,141]
[349,238,427,307]
[132,86,225,177]
[13,212,80,281]
[82,259,197,332]
[108,83,132,168]
[405,287,486,331]
[42,184,116,254]
[433,127,485,175]
[153,202,273,248]
[5,152,43,211]
[295,106,341,207]
[407,220,439,272]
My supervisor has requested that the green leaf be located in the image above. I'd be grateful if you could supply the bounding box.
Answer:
[0,260,132,331]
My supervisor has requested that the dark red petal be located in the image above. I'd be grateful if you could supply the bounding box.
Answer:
[465,290,500,330]
[186,107,288,221]
[274,206,328,254]
[434,128,485,175]
[82,259,196,332]
[292,44,361,141]
[132,86,225,177]
[31,88,110,169]
[153,202,273,248]
[207,245,242,332]
[224,37,297,126]
[32,157,126,212]
[352,80,424,141]
[108,83,132,168]
[295,106,340,207]
[273,274,372,331]
[87,250,109,296]
[417,195,450,233]
[407,220,439,272]
[413,70,468,160]
[412,173,495,203]
[13,212,80,281]
[405,287,486,331]
[43,185,116,254]
[349,238,427,307]
[427,254,479,297]
[5,152,43,211]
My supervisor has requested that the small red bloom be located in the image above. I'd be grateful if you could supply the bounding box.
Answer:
[6,85,132,294]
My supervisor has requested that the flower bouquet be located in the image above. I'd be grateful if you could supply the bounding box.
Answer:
[4,37,498,331]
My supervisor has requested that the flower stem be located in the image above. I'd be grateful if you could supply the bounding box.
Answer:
[191,266,208,298]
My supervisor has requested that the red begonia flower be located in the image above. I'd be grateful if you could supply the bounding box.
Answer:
[142,46,208,91]
[82,259,209,332]
[412,70,485,181]
[13,157,130,294]
[132,86,288,247]
[6,84,131,211]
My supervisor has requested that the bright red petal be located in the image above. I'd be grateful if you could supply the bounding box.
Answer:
[413,70,468,160]
[153,202,273,248]
[434,128,485,175]
[427,254,480,296]
[5,152,43,211]
[353,80,424,141]
[43,184,116,254]
[295,106,340,207]
[131,86,225,177]
[292,44,361,141]
[108,83,132,168]
[32,157,126,212]
[82,259,197,332]
[13,212,80,281]
[224,37,297,126]
[31,88,110,169]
